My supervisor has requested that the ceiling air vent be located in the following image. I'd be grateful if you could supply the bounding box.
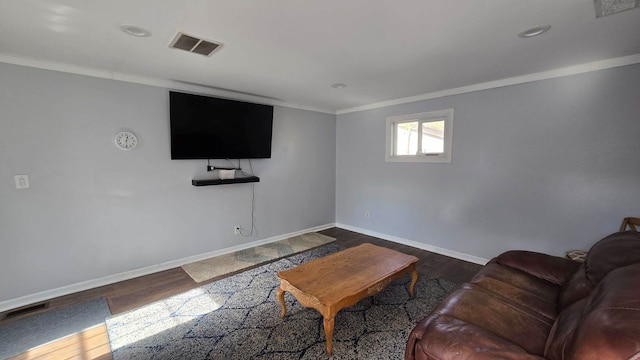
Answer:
[169,32,222,56]
[594,0,639,17]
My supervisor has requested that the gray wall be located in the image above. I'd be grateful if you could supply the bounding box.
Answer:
[336,64,640,259]
[0,63,336,303]
[3,60,639,305]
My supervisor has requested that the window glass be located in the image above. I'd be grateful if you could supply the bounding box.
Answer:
[395,121,418,155]
[421,120,445,154]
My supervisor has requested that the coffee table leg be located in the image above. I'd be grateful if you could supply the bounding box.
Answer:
[409,270,418,297]
[276,287,287,318]
[323,316,335,356]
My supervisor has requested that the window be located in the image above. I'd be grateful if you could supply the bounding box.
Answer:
[385,109,453,163]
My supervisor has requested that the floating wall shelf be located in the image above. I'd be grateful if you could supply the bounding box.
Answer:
[192,176,260,186]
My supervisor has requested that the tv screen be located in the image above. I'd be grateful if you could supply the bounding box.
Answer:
[170,91,273,159]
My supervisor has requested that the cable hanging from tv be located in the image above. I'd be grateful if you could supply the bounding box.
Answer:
[207,165,241,171]
[206,159,242,171]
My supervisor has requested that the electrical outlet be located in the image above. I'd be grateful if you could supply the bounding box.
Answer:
[234,226,241,235]
[365,211,370,218]
[14,175,30,189]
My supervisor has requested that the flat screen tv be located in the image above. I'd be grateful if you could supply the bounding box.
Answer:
[170,91,273,159]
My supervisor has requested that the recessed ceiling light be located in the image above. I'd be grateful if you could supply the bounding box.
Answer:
[518,25,551,38]
[120,24,152,37]
[331,83,347,89]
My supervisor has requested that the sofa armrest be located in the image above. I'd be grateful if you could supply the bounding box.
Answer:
[496,251,580,286]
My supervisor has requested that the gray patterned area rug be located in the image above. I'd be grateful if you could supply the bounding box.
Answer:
[182,232,336,282]
[107,244,457,359]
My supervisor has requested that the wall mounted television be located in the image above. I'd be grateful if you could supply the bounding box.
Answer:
[170,91,274,159]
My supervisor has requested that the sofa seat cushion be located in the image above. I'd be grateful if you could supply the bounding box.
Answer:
[472,263,562,305]
[417,285,554,356]
[406,314,546,360]
[470,276,558,320]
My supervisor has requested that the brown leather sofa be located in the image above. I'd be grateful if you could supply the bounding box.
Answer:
[406,231,640,360]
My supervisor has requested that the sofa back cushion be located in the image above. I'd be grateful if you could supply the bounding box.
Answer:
[545,263,640,360]
[583,231,640,285]
[559,231,640,308]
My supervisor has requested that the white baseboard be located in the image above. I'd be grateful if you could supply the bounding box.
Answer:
[1,223,488,313]
[335,223,489,265]
[0,223,335,313]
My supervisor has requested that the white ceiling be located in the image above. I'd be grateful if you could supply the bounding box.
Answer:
[1,0,639,113]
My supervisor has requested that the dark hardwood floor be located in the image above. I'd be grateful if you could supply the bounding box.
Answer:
[2,227,482,359]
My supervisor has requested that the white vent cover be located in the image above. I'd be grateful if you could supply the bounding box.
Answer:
[169,32,222,56]
[594,0,639,17]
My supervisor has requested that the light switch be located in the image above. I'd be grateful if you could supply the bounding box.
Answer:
[14,175,30,189]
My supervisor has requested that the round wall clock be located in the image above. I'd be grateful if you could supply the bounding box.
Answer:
[114,131,138,150]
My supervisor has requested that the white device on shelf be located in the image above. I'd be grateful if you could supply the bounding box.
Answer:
[218,169,236,180]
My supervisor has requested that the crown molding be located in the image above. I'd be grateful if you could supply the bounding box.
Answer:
[2,52,640,117]
[0,53,334,115]
[337,53,640,114]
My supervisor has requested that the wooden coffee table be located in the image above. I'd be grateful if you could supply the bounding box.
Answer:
[276,243,419,355]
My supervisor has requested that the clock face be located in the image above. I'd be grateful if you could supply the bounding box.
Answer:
[115,131,138,150]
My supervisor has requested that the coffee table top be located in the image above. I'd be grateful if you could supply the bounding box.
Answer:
[277,243,418,304]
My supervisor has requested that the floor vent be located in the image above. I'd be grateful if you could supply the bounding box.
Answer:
[170,32,222,56]
[2,302,49,320]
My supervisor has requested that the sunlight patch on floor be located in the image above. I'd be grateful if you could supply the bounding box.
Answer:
[107,288,221,350]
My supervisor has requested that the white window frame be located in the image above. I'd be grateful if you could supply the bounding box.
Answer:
[385,108,454,163]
